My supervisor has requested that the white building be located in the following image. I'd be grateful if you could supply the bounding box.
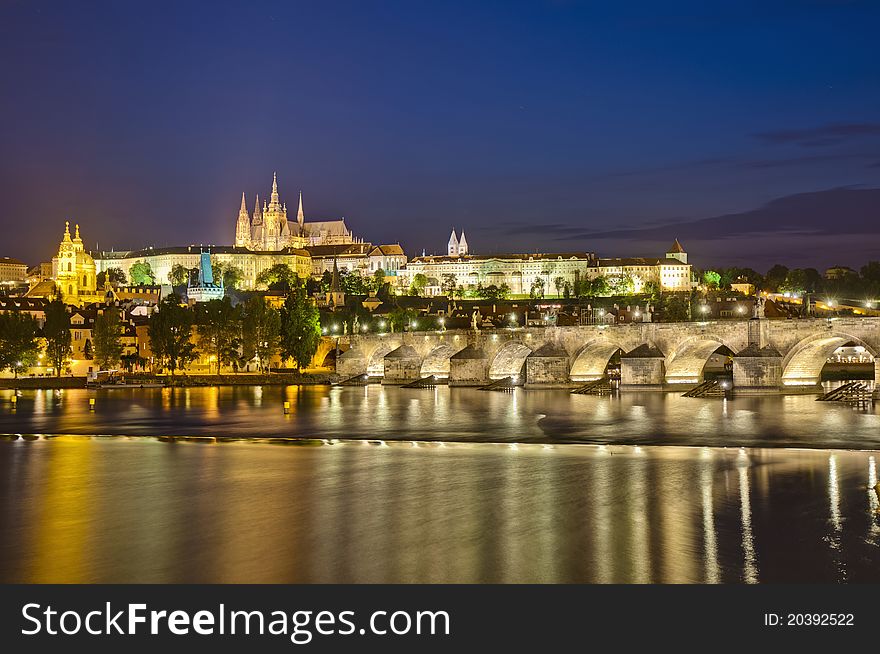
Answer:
[399,235,693,296]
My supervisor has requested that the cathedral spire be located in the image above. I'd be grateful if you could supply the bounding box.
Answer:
[297,190,304,226]
[63,221,72,242]
[271,171,279,204]
[74,224,81,242]
[240,192,247,213]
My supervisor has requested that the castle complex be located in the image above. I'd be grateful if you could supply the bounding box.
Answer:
[17,172,692,301]
[234,173,354,250]
[398,237,692,296]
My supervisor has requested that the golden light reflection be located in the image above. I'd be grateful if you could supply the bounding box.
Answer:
[27,439,94,583]
[737,450,759,583]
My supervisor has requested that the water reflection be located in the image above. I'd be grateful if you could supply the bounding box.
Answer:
[1,438,878,583]
[1,386,878,450]
[737,450,759,583]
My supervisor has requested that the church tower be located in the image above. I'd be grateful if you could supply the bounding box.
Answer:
[235,192,251,248]
[297,191,305,229]
[261,172,289,250]
[52,222,97,305]
[327,257,346,308]
[666,238,687,264]
[250,195,263,249]
[458,230,469,256]
[448,230,459,257]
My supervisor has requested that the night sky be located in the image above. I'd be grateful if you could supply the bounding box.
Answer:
[2,0,879,269]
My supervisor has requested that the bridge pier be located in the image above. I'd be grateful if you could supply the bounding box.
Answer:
[620,344,666,390]
[875,360,880,399]
[382,345,422,384]
[336,346,368,378]
[525,342,571,388]
[449,345,489,386]
[732,345,784,394]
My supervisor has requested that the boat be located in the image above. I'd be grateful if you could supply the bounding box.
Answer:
[86,370,165,389]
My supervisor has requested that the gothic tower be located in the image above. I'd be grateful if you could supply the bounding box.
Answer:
[458,230,469,256]
[235,192,251,248]
[448,229,459,257]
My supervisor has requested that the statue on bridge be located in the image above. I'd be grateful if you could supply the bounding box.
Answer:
[471,309,481,331]
[753,296,766,319]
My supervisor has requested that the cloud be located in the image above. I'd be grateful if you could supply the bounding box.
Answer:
[557,187,880,241]
[752,122,880,147]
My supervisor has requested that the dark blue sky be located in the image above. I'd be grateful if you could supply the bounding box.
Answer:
[2,0,879,269]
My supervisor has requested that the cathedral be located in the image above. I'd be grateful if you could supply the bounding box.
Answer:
[235,173,356,251]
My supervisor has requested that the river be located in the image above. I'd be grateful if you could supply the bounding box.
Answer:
[0,385,878,582]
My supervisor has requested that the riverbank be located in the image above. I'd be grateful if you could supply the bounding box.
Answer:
[0,371,335,389]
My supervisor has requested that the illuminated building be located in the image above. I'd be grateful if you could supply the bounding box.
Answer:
[399,236,692,296]
[235,173,355,250]
[186,250,225,302]
[50,222,104,306]
[0,256,27,286]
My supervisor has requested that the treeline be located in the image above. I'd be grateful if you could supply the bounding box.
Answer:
[0,284,323,378]
[147,285,322,376]
[699,262,880,298]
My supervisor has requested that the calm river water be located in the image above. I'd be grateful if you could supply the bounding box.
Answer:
[0,385,878,582]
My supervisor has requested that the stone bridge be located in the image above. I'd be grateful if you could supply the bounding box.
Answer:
[329,317,880,394]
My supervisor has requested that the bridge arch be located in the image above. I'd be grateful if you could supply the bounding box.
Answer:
[420,344,462,378]
[488,341,532,380]
[366,342,398,377]
[781,332,878,386]
[569,338,626,382]
[665,335,734,384]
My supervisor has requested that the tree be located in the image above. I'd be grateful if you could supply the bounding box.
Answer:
[476,283,510,300]
[388,306,418,333]
[97,267,127,288]
[168,263,190,286]
[409,273,428,296]
[241,296,281,372]
[93,309,125,370]
[702,270,722,290]
[83,339,93,360]
[590,276,609,297]
[222,265,244,290]
[372,268,387,294]
[607,273,635,295]
[280,282,322,372]
[530,278,545,298]
[195,297,242,374]
[765,264,789,292]
[148,294,198,377]
[554,276,565,298]
[43,298,72,377]
[129,261,156,285]
[861,261,880,283]
[659,294,690,322]
[340,270,369,295]
[0,313,40,378]
[441,273,458,296]
[256,263,298,290]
